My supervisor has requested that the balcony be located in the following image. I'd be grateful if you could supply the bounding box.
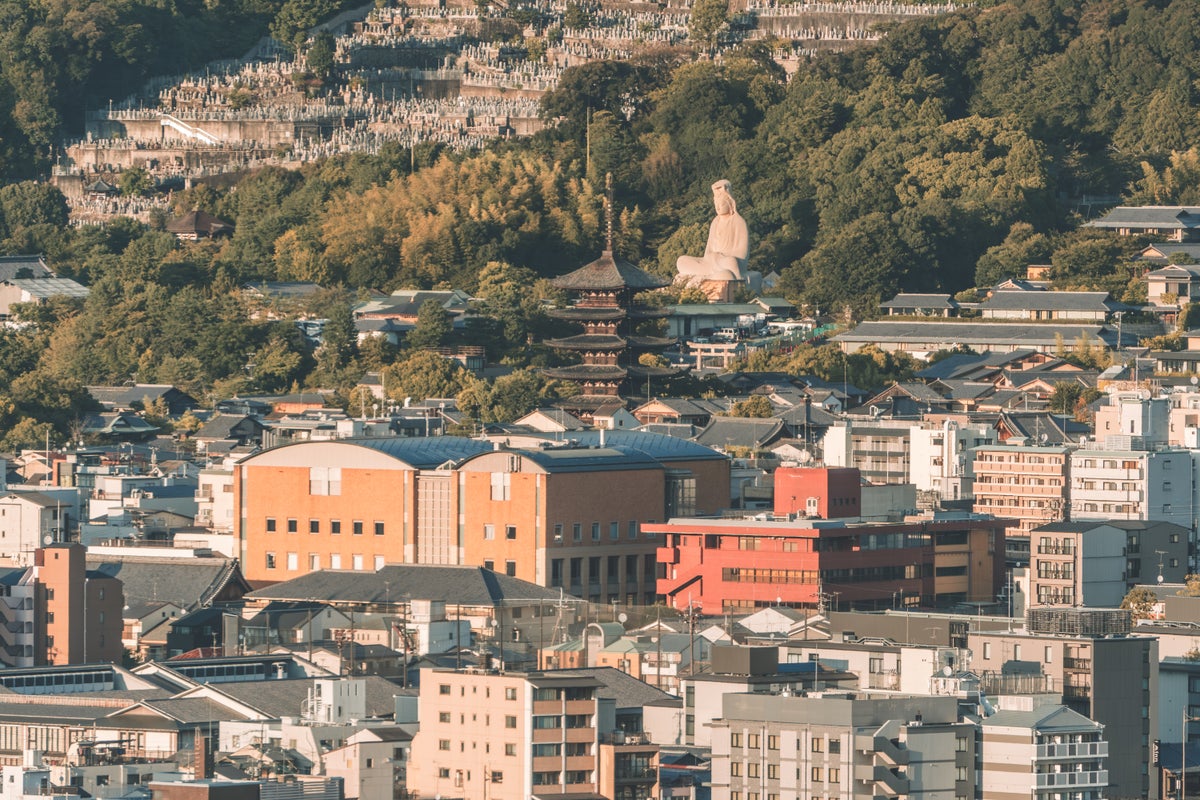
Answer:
[615,767,657,782]
[1035,770,1108,788]
[1036,742,1108,760]
[1062,685,1092,700]
[1063,657,1092,671]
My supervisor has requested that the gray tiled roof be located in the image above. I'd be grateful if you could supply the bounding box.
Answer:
[211,676,399,719]
[246,564,567,606]
[1086,206,1200,229]
[980,290,1120,312]
[137,696,251,723]
[539,667,675,711]
[88,554,248,611]
[551,251,668,292]
[833,321,1117,348]
[879,293,958,309]
[0,255,52,282]
[693,416,785,449]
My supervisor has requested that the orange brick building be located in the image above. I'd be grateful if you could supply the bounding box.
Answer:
[236,433,730,602]
[35,543,123,665]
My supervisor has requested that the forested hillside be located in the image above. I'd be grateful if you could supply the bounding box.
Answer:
[0,0,1197,445]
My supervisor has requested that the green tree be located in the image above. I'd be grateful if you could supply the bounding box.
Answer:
[1120,586,1158,621]
[407,299,452,350]
[119,167,154,198]
[728,395,773,417]
[306,31,336,78]
[384,350,464,401]
[689,0,729,49]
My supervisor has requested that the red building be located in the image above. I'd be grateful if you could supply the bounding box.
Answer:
[651,514,1010,614]
[773,466,862,518]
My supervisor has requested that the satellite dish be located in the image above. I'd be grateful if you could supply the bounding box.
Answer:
[942,665,953,677]
[1158,574,1165,584]
[42,535,53,546]
[618,613,628,623]
[1192,376,1198,386]
[1040,433,1049,443]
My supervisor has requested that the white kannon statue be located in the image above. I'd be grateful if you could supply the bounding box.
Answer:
[676,179,750,283]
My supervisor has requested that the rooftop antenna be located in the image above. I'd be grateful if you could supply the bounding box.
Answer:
[604,172,615,254]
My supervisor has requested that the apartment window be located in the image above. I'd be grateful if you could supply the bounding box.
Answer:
[330,519,341,535]
[266,518,276,532]
[46,612,53,623]
[956,737,968,752]
[484,524,495,540]
[287,518,297,533]
[505,715,517,728]
[439,684,452,695]
[506,525,517,540]
[506,561,517,577]
[330,554,342,569]
[352,554,364,571]
[309,554,320,570]
[592,522,601,541]
[554,523,563,543]
[811,767,823,782]
[828,768,839,783]
[505,743,516,756]
[438,740,451,751]
[438,768,450,778]
[956,766,968,781]
[747,762,760,778]
[628,520,638,538]
[309,519,319,534]
[731,733,742,748]
[286,552,298,571]
[829,738,840,754]
[440,712,451,723]
[491,771,503,784]
[1014,644,1022,660]
[375,521,385,536]
[1045,646,1053,663]
[265,552,276,569]
[353,520,363,535]
[768,764,779,780]
[812,737,824,752]
[748,734,759,749]
[551,559,564,587]
[610,521,620,540]
[573,523,582,542]
[983,642,992,659]
[768,735,779,750]
[731,763,742,777]
[1172,533,1182,543]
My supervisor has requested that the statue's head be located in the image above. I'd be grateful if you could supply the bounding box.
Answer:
[711,179,735,215]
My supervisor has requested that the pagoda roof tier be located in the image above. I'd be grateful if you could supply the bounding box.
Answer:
[625,334,676,349]
[545,334,627,351]
[541,364,629,381]
[553,395,625,412]
[551,251,670,292]
[548,307,628,322]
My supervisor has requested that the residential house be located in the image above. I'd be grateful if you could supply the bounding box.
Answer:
[833,321,1125,357]
[978,290,1126,322]
[165,210,234,240]
[0,277,89,318]
[1086,205,1200,240]
[878,292,960,317]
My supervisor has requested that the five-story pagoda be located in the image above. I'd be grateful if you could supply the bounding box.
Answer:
[542,188,678,419]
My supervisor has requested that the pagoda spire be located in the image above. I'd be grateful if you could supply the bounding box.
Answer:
[604,172,615,254]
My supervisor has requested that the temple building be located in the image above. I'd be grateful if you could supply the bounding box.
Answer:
[542,248,678,420]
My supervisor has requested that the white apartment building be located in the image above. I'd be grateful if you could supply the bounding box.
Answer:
[1069,447,1194,531]
[909,421,999,501]
[1094,391,1169,448]
[0,490,78,564]
[980,704,1108,800]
